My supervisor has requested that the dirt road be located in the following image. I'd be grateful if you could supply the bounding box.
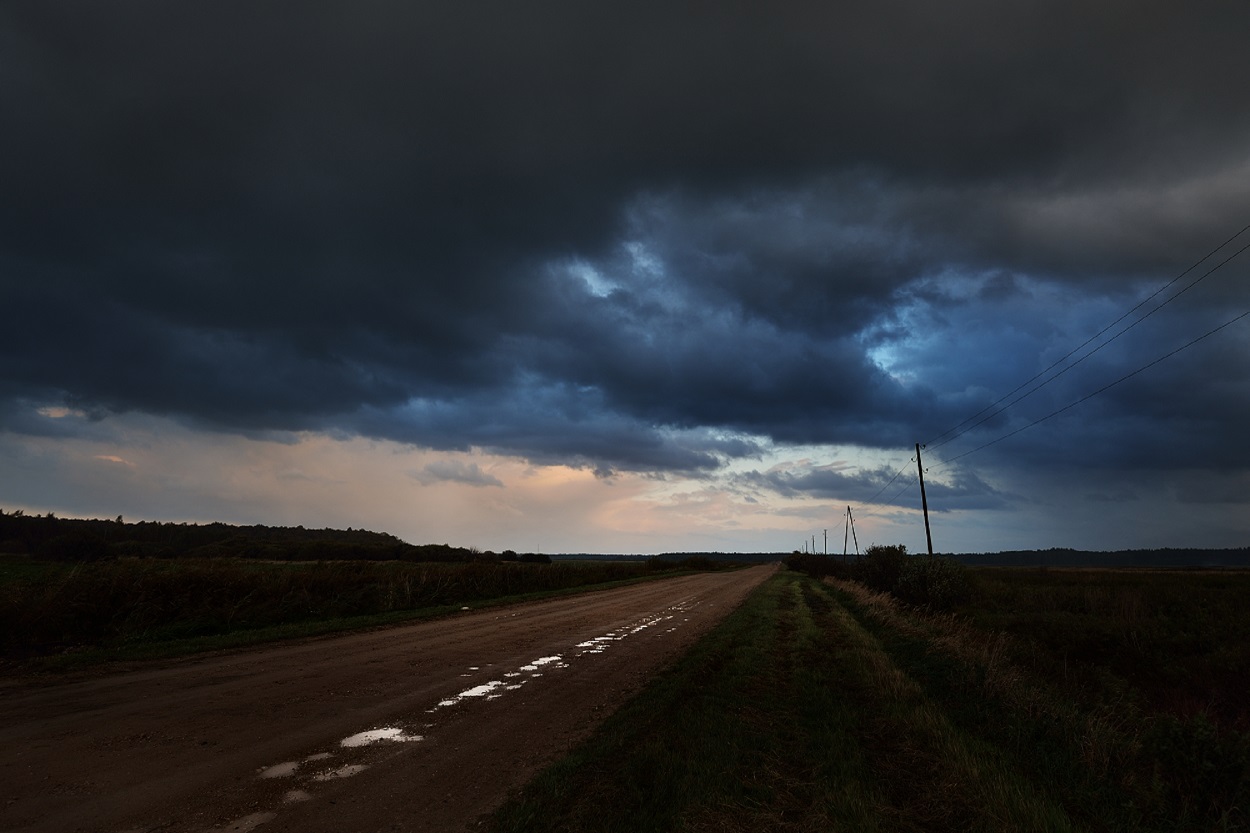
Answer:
[1,565,773,833]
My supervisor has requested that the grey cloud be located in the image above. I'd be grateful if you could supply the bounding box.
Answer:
[414,461,503,489]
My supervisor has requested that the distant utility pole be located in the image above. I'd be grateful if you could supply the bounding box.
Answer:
[843,506,860,559]
[823,528,827,556]
[916,443,934,556]
[843,509,849,559]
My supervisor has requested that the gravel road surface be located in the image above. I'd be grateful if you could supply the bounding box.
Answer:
[1,565,773,833]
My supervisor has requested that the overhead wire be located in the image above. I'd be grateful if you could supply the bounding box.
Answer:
[924,222,1250,452]
[857,457,914,507]
[943,307,1250,464]
[826,221,1250,548]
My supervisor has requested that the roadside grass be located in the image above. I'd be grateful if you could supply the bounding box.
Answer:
[489,571,882,833]
[488,572,1082,833]
[832,572,1250,831]
[0,556,682,672]
[963,568,1250,728]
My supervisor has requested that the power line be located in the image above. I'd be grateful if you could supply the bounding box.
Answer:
[858,457,914,507]
[852,470,921,523]
[924,222,1250,451]
[943,307,1250,464]
[834,222,1250,548]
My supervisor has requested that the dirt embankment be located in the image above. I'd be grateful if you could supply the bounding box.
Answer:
[0,565,774,833]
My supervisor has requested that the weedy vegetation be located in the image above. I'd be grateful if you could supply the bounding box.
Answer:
[0,510,729,669]
[490,558,1250,832]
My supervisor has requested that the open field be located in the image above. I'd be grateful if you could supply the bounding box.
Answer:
[0,555,708,670]
[489,567,1250,832]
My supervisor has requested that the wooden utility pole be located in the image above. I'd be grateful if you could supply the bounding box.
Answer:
[843,507,849,559]
[823,528,827,556]
[916,443,934,556]
[843,506,860,559]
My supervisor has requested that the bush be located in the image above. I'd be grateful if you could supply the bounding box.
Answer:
[784,553,853,580]
[893,556,972,610]
[858,544,908,594]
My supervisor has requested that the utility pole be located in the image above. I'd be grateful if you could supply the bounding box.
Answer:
[843,507,849,559]
[823,528,827,556]
[843,506,860,559]
[916,443,934,556]
[849,507,859,557]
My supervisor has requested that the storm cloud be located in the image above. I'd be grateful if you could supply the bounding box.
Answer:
[3,1,1250,549]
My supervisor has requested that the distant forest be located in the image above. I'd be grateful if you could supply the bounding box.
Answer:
[0,510,549,563]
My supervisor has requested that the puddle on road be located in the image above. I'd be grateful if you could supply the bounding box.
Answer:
[313,763,368,781]
[519,656,563,671]
[431,654,571,709]
[258,751,339,779]
[574,603,695,656]
[438,679,504,706]
[258,760,301,779]
[341,727,423,748]
[235,597,707,833]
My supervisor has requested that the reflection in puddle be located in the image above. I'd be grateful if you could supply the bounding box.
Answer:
[432,655,568,709]
[574,600,698,657]
[519,656,562,671]
[237,599,706,833]
[313,763,368,781]
[259,761,300,779]
[258,750,339,780]
[438,679,504,706]
[341,727,423,747]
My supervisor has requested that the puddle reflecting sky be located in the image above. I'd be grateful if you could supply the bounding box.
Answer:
[313,763,368,781]
[247,596,702,829]
[341,727,423,748]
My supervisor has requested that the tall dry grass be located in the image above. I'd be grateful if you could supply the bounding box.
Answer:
[1,557,656,657]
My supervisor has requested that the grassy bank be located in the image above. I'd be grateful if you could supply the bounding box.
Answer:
[0,556,678,669]
[488,569,1249,832]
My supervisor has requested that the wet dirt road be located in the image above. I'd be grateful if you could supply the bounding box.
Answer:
[1,565,773,833]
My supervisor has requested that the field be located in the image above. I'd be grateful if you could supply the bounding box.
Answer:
[5,543,1248,830]
[0,554,692,669]
[488,566,1250,832]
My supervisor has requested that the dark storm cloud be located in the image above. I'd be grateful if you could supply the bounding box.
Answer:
[736,461,1012,512]
[3,0,1250,488]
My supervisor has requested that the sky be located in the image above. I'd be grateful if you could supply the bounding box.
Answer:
[3,1,1250,555]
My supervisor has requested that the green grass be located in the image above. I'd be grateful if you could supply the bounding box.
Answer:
[488,572,1092,832]
[490,572,883,832]
[487,568,1250,832]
